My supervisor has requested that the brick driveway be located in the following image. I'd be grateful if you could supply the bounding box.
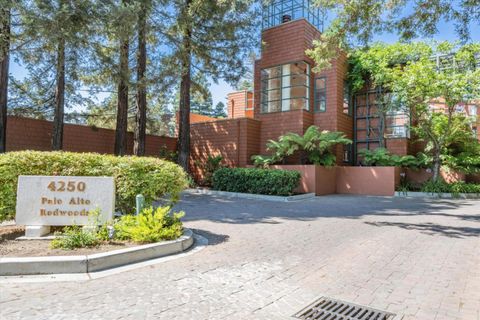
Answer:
[1,194,479,320]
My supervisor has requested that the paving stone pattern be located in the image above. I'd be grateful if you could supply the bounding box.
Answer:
[1,195,479,320]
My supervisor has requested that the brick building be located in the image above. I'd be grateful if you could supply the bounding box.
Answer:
[190,0,479,176]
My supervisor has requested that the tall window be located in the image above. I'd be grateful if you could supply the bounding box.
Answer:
[384,93,410,138]
[343,80,352,115]
[261,61,310,113]
[314,77,326,112]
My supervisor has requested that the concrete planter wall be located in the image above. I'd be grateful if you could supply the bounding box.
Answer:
[336,166,401,196]
[404,168,466,185]
[271,165,400,196]
[270,165,336,195]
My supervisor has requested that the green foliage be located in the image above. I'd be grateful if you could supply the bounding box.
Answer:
[198,155,224,187]
[348,42,480,181]
[114,206,184,243]
[212,168,301,196]
[212,102,227,118]
[50,226,100,250]
[358,148,418,167]
[420,181,480,195]
[308,1,479,74]
[252,126,352,167]
[0,151,188,222]
[159,145,178,163]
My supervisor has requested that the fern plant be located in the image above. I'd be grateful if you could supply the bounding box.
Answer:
[358,148,418,167]
[252,126,352,167]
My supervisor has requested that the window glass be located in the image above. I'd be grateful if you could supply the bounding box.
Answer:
[261,66,281,80]
[315,78,326,89]
[314,77,327,112]
[384,111,410,138]
[261,61,310,113]
[343,81,352,115]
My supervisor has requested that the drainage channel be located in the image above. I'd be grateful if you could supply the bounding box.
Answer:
[294,297,395,320]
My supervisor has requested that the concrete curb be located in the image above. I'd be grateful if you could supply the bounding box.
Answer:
[395,191,480,199]
[184,188,315,202]
[0,229,194,276]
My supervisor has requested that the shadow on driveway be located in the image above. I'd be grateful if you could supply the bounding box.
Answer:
[174,193,479,239]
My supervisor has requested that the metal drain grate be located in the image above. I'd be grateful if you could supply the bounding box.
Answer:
[294,297,395,320]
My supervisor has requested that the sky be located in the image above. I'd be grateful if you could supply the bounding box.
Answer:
[9,14,480,109]
[206,22,480,107]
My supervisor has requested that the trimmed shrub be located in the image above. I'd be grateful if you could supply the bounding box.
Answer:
[420,180,480,194]
[0,151,188,222]
[114,206,184,243]
[212,168,301,196]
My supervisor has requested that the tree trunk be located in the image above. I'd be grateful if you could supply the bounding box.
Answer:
[177,1,192,173]
[115,27,129,156]
[133,1,147,156]
[0,6,10,153]
[432,149,441,182]
[52,36,65,150]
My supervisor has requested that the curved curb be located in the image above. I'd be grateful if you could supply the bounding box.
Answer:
[184,188,315,202]
[0,229,194,276]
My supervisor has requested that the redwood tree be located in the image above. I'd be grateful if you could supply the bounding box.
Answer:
[133,0,151,156]
[167,0,257,172]
[115,22,130,156]
[0,3,10,153]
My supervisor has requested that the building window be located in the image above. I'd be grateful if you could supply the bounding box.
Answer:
[343,80,352,116]
[261,61,310,113]
[314,77,326,112]
[384,110,410,138]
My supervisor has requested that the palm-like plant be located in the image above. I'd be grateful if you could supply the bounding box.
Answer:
[252,126,352,167]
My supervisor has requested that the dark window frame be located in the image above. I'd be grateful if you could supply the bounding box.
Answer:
[260,61,311,114]
[314,76,327,113]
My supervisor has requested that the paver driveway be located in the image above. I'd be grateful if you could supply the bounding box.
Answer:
[1,194,479,320]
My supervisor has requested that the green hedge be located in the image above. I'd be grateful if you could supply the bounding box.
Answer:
[421,180,480,194]
[212,168,301,196]
[0,151,188,222]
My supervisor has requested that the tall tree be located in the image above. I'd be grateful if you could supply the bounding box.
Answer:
[0,1,10,153]
[167,0,257,172]
[176,0,192,172]
[52,0,66,150]
[15,0,93,149]
[113,0,132,156]
[133,0,151,156]
[212,101,227,118]
[309,0,480,71]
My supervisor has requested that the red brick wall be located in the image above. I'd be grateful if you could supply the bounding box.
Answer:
[6,116,176,157]
[190,118,261,180]
[252,19,351,165]
[227,91,254,119]
[257,109,308,154]
[384,139,409,156]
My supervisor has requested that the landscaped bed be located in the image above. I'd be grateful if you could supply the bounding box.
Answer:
[0,237,138,257]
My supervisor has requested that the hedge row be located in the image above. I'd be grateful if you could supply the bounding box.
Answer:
[212,168,301,196]
[421,180,480,194]
[0,151,188,222]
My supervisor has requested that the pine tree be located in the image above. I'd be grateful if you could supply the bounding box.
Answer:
[133,0,151,156]
[0,1,10,153]
[114,0,132,156]
[15,0,93,149]
[166,0,257,172]
[212,102,227,118]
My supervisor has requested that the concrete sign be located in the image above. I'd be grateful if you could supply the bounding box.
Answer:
[16,176,115,230]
